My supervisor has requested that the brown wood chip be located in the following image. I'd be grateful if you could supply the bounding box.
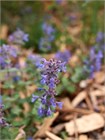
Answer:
[65,113,104,136]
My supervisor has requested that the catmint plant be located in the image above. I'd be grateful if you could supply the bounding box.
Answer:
[32,58,66,117]
[8,28,29,45]
[39,22,55,51]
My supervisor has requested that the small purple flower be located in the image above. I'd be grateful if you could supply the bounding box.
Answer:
[56,102,63,109]
[13,76,20,82]
[37,88,45,91]
[27,137,33,140]
[31,95,39,103]
[97,50,103,58]
[50,97,56,108]
[59,62,67,72]
[49,78,55,88]
[36,58,47,69]
[46,107,52,116]
[0,95,3,105]
[23,34,29,42]
[40,75,47,85]
[41,95,47,104]
[38,106,45,117]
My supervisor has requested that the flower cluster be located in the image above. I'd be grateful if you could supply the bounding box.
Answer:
[8,28,29,45]
[83,32,104,78]
[39,22,55,51]
[55,50,71,63]
[32,58,66,117]
[0,44,18,69]
[0,95,9,127]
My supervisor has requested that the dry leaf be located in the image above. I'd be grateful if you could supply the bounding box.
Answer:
[70,55,80,67]
[61,97,73,110]
[15,126,26,140]
[34,112,59,138]
[65,113,104,136]
[45,131,63,140]
[72,91,87,107]
[52,123,64,134]
[94,71,105,84]
[85,95,93,111]
[45,138,52,140]
[90,90,105,97]
[62,108,92,115]
[89,92,97,109]
[79,135,88,140]
[0,25,8,39]
[102,131,105,139]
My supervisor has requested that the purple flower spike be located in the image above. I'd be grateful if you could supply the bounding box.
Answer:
[32,58,66,117]
[30,57,65,117]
